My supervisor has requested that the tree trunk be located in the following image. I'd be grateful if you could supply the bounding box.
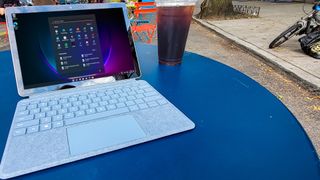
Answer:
[197,0,234,19]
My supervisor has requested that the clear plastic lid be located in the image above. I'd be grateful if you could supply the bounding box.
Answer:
[155,0,196,7]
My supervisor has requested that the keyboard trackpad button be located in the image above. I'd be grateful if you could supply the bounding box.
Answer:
[67,115,146,156]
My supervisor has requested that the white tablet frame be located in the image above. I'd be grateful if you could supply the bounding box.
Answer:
[5,3,141,97]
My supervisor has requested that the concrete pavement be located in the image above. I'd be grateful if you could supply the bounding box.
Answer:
[194,1,320,91]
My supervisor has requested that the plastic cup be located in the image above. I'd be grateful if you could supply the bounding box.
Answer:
[156,1,195,65]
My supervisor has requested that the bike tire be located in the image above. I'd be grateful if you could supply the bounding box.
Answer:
[269,23,303,49]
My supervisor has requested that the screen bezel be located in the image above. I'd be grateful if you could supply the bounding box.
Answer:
[5,3,141,97]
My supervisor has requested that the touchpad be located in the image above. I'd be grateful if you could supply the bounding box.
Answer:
[67,115,146,156]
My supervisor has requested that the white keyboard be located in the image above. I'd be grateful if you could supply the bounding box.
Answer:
[12,81,168,137]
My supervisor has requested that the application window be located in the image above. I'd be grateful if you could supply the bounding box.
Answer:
[49,14,104,78]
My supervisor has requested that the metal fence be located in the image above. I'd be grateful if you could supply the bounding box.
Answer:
[233,5,260,17]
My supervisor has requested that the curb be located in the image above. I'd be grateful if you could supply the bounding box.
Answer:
[192,17,320,92]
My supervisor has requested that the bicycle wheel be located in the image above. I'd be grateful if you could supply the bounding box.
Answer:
[269,23,303,49]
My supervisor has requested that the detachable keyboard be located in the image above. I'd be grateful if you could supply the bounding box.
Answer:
[12,80,168,137]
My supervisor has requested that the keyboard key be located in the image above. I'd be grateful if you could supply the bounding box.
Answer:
[69,106,79,112]
[110,94,120,99]
[13,128,26,136]
[27,104,37,110]
[144,88,154,92]
[47,110,57,117]
[62,103,72,108]
[106,104,116,110]
[79,104,89,110]
[83,99,92,104]
[101,96,110,101]
[97,92,105,97]
[69,97,77,102]
[127,96,136,101]
[41,107,51,112]
[99,101,108,106]
[17,110,29,117]
[17,105,27,112]
[119,93,128,97]
[75,111,86,117]
[144,95,162,102]
[52,104,62,110]
[58,109,68,115]
[19,101,29,106]
[92,97,101,103]
[89,103,99,108]
[16,119,39,129]
[109,99,118,104]
[52,115,63,121]
[135,94,144,99]
[128,91,136,96]
[59,99,68,104]
[118,97,127,102]
[27,126,39,134]
[147,101,158,107]
[38,102,47,108]
[135,99,144,104]
[129,105,139,111]
[144,91,158,97]
[158,99,168,105]
[35,113,45,119]
[116,103,126,108]
[73,101,82,106]
[136,90,144,94]
[96,106,106,112]
[126,101,135,106]
[105,90,114,96]
[86,109,96,115]
[49,101,58,106]
[53,121,64,128]
[40,117,51,124]
[114,89,122,94]
[65,107,129,126]
[64,113,75,119]
[138,103,148,109]
[52,97,60,101]
[30,108,40,114]
[16,114,34,122]
[40,123,51,131]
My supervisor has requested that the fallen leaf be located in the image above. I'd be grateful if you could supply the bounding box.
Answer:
[312,105,320,111]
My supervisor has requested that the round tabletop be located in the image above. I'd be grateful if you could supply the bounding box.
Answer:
[0,44,319,180]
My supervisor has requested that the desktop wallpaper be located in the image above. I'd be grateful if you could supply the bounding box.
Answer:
[13,8,135,89]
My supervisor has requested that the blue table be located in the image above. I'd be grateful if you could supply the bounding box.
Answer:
[0,44,319,180]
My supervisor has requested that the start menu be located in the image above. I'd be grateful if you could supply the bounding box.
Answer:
[49,14,104,79]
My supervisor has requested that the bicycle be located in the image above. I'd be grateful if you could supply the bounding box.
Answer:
[269,1,320,49]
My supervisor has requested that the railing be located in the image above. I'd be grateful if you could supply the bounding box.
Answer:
[233,5,260,17]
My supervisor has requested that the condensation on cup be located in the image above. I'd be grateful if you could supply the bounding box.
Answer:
[156,0,196,65]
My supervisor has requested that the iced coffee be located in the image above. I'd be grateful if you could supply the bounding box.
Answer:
[157,2,195,65]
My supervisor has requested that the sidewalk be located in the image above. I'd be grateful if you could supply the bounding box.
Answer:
[193,1,320,91]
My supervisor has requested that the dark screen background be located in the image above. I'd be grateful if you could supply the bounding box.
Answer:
[13,8,136,89]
